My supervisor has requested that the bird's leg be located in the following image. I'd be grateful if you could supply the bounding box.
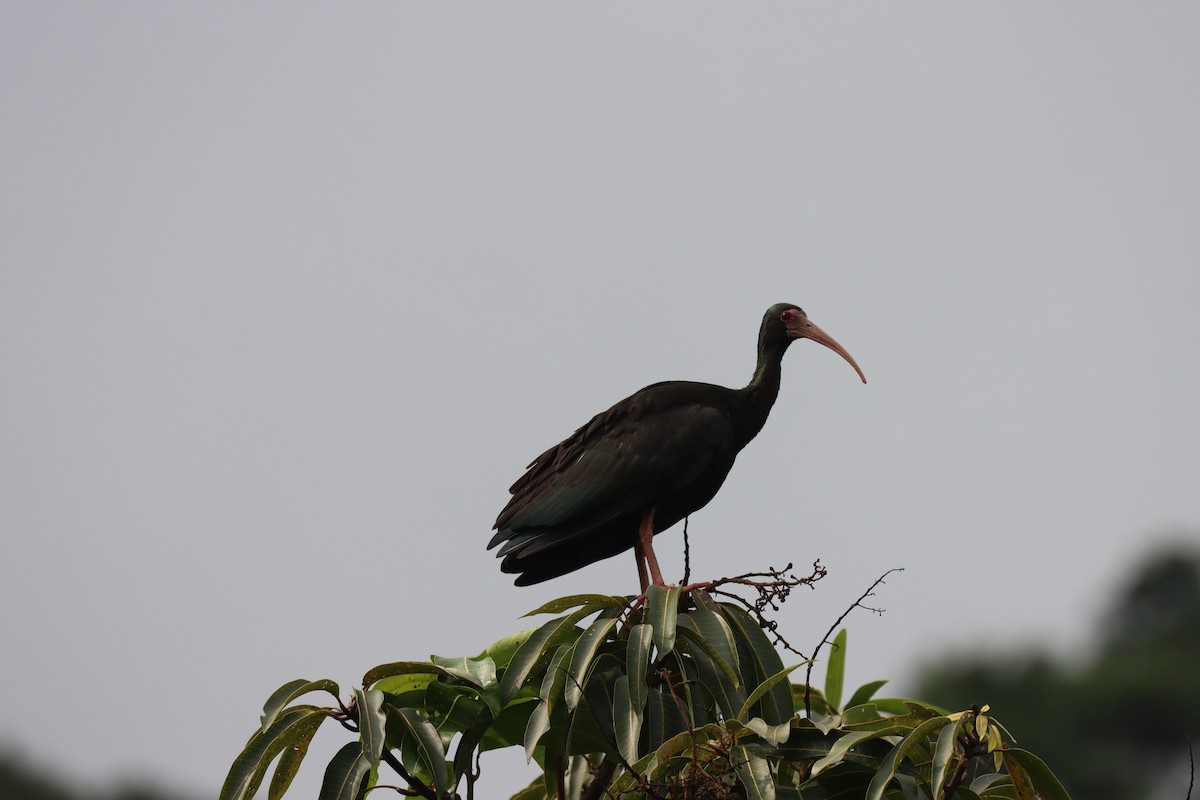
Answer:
[639,508,668,588]
[634,537,650,594]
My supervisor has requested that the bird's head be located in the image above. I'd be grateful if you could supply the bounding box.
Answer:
[767,303,867,383]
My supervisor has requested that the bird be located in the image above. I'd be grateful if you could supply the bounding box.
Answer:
[488,303,865,591]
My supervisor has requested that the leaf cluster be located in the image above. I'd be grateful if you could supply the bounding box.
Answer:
[221,588,1071,800]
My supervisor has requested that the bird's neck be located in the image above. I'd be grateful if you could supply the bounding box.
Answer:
[737,339,788,445]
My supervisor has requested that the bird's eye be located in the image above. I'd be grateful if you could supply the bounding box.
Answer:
[780,309,799,324]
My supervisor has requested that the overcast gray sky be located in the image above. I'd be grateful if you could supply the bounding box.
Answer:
[2,3,1198,797]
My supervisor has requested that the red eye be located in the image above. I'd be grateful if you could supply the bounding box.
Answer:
[780,309,799,324]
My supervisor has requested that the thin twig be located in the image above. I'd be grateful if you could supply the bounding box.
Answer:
[682,516,691,586]
[1186,734,1194,800]
[704,561,828,655]
[803,567,903,717]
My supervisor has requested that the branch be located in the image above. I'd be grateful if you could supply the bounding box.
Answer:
[705,561,828,655]
[803,567,903,717]
[379,749,439,800]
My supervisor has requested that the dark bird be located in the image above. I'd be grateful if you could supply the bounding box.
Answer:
[489,303,866,591]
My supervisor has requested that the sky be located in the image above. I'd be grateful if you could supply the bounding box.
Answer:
[2,3,1198,798]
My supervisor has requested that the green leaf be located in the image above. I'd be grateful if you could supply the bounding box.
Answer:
[567,660,621,757]
[354,689,386,770]
[930,716,966,800]
[690,591,741,676]
[480,695,539,752]
[317,741,369,800]
[645,585,681,655]
[845,679,889,709]
[739,663,803,724]
[809,729,885,777]
[478,626,538,670]
[613,675,641,766]
[387,706,449,798]
[625,623,654,713]
[372,671,439,707]
[564,615,619,711]
[539,643,574,705]
[430,654,498,691]
[260,679,339,731]
[523,700,551,763]
[450,704,493,787]
[739,717,792,746]
[733,744,775,800]
[501,610,589,704]
[267,710,325,800]
[720,603,791,725]
[824,629,847,712]
[677,618,741,687]
[1003,748,1071,800]
[864,715,952,800]
[362,661,447,689]
[691,639,748,719]
[424,681,487,746]
[523,594,627,616]
[220,706,328,800]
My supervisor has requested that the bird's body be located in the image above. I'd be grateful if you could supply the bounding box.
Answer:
[489,303,865,589]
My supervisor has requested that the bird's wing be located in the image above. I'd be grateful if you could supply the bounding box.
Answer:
[490,387,735,547]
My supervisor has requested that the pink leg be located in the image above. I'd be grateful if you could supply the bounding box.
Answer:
[634,535,650,594]
[638,508,667,588]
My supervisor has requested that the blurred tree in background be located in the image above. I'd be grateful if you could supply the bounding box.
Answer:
[0,750,198,800]
[914,543,1200,800]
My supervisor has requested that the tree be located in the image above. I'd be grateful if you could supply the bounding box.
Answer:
[914,544,1200,800]
[221,565,1070,799]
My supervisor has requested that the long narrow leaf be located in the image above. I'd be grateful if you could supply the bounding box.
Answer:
[645,585,681,655]
[523,594,627,617]
[733,744,775,800]
[355,689,386,768]
[738,664,803,723]
[220,706,326,800]
[824,629,847,712]
[719,604,791,725]
[523,701,551,763]
[267,710,326,800]
[362,661,447,689]
[430,654,498,691]
[260,679,339,731]
[388,707,449,798]
[1003,748,1071,800]
[930,716,966,800]
[613,675,641,766]
[844,679,889,710]
[864,716,951,800]
[564,615,618,711]
[809,729,882,777]
[677,618,741,687]
[625,623,654,714]
[690,592,741,676]
[317,742,369,800]
[501,610,589,704]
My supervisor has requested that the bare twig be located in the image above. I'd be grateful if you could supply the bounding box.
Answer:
[682,516,691,586]
[1186,734,1194,800]
[803,567,903,717]
[704,561,828,655]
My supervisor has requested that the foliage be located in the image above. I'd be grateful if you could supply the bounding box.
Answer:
[0,750,200,800]
[914,544,1200,800]
[222,580,1071,800]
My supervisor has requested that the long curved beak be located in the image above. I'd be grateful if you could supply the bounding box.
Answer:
[804,321,867,384]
